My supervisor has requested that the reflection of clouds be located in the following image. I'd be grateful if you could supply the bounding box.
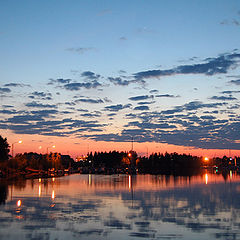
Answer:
[0,175,240,239]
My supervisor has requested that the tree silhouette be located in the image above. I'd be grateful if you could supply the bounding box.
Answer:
[0,135,10,162]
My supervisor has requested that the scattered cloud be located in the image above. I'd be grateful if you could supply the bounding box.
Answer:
[104,104,132,112]
[66,47,96,54]
[4,83,31,87]
[75,98,104,104]
[134,106,149,111]
[29,91,52,100]
[129,95,153,101]
[134,52,240,80]
[0,87,11,93]
[156,94,179,98]
[63,81,102,91]
[229,79,240,85]
[25,101,57,108]
[209,95,237,101]
[119,37,127,41]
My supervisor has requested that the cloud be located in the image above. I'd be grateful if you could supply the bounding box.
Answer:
[0,87,11,93]
[220,19,240,26]
[4,83,31,87]
[134,106,149,111]
[81,71,101,80]
[119,37,127,41]
[209,95,237,101]
[221,90,240,94]
[134,52,240,80]
[108,77,131,86]
[104,104,132,112]
[75,98,104,104]
[29,91,52,100]
[48,78,72,85]
[156,94,179,98]
[25,101,57,108]
[229,79,240,85]
[129,95,153,101]
[63,81,102,91]
[66,47,95,54]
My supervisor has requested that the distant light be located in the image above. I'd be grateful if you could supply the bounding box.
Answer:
[18,140,22,144]
[52,145,56,148]
[17,200,21,207]
[52,177,55,182]
[128,153,132,157]
[204,157,209,161]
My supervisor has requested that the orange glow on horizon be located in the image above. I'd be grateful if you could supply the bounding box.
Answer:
[4,134,240,158]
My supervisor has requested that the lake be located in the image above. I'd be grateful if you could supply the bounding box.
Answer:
[0,173,240,240]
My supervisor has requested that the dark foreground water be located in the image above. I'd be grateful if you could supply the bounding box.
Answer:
[0,173,240,240]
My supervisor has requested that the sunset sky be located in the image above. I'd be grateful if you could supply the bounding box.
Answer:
[1,0,240,158]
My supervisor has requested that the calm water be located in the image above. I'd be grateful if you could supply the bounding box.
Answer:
[0,173,240,240]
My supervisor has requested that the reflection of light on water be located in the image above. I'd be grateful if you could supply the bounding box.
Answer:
[128,175,131,190]
[17,200,21,207]
[51,190,55,200]
[52,177,55,182]
[89,174,92,185]
[205,174,208,185]
[38,185,41,197]
[39,178,41,183]
[230,171,233,179]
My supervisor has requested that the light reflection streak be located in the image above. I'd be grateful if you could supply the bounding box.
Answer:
[89,174,92,185]
[205,173,208,185]
[128,175,131,190]
[17,200,21,207]
[51,190,55,200]
[38,185,42,197]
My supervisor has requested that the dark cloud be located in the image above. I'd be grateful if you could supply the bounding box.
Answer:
[134,106,149,111]
[0,87,11,93]
[66,47,95,54]
[0,109,17,114]
[134,53,240,80]
[137,101,155,105]
[4,83,31,87]
[104,104,132,112]
[29,91,52,100]
[210,95,237,101]
[48,78,71,85]
[221,90,240,94]
[129,95,153,101]
[108,77,131,86]
[25,101,57,108]
[75,98,104,104]
[63,80,102,91]
[149,89,159,94]
[2,105,14,108]
[81,71,101,80]
[229,79,240,85]
[156,94,179,98]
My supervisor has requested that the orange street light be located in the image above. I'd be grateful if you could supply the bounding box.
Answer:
[12,140,22,158]
[204,157,209,162]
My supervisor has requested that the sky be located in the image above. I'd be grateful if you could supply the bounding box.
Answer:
[0,0,240,158]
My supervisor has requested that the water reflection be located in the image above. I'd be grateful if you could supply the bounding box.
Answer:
[0,173,240,240]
